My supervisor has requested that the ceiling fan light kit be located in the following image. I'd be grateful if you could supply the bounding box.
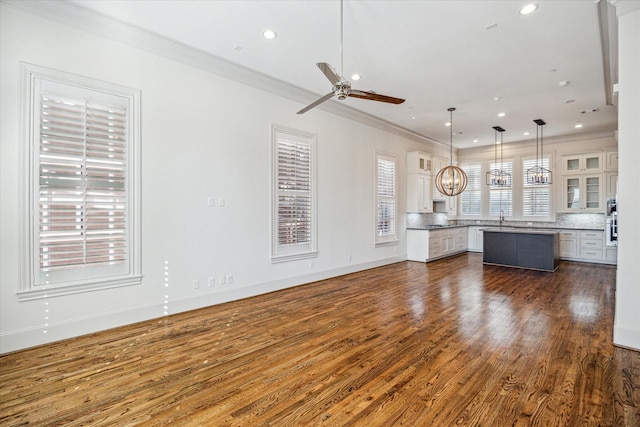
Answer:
[435,108,468,197]
[296,0,405,114]
[526,119,552,184]
[486,126,512,187]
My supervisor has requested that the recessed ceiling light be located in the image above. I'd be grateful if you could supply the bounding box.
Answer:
[493,96,501,101]
[263,30,277,40]
[523,132,530,136]
[497,112,506,117]
[519,4,538,15]
[473,138,479,143]
[351,74,361,81]
[445,122,451,127]
[574,122,583,128]
[558,80,570,87]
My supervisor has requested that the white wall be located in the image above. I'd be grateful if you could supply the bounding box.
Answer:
[0,5,441,353]
[613,3,640,351]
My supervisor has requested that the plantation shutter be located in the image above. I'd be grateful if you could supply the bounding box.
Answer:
[523,158,551,217]
[489,160,513,216]
[277,139,312,246]
[377,156,396,239]
[39,92,127,273]
[460,164,482,215]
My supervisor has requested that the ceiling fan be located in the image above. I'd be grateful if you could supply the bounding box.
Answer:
[296,0,405,115]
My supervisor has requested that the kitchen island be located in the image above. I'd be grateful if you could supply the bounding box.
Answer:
[483,228,560,272]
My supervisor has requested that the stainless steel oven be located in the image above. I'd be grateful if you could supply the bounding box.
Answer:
[606,198,617,246]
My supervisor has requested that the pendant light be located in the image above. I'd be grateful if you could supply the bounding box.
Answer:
[435,107,468,196]
[485,126,511,187]
[526,119,552,184]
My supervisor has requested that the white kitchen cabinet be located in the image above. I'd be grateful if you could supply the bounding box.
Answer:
[467,226,484,252]
[407,229,429,261]
[428,227,467,260]
[407,151,432,174]
[605,150,618,171]
[579,230,604,260]
[562,174,602,212]
[407,173,433,213]
[558,229,614,265]
[408,227,468,262]
[605,171,618,199]
[446,194,457,216]
[431,157,448,201]
[559,230,578,258]
[561,153,603,174]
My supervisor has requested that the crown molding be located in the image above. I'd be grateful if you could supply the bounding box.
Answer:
[1,0,445,150]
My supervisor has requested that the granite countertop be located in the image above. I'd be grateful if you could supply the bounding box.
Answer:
[407,224,604,232]
[480,227,560,235]
[407,225,468,230]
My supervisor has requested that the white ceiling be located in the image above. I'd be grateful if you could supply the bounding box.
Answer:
[68,0,617,149]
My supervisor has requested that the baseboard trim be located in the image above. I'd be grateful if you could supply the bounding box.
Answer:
[0,256,405,354]
[613,325,640,351]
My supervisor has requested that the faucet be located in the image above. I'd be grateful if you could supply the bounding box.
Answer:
[499,209,505,227]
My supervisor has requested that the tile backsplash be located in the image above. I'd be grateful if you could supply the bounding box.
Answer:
[408,212,606,230]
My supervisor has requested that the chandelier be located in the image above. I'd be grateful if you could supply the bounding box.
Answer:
[435,107,468,196]
[526,119,552,184]
[486,126,511,187]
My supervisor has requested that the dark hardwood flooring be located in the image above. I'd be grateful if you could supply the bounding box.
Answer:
[1,253,639,426]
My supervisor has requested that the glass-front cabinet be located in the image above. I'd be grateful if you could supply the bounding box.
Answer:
[562,153,603,174]
[562,174,602,211]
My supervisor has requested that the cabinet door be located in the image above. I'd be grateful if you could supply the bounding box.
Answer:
[432,157,447,201]
[562,175,602,212]
[562,153,602,174]
[605,171,618,198]
[605,151,618,171]
[407,173,433,213]
[446,194,457,215]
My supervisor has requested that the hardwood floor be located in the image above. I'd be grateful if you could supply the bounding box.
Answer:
[1,253,639,426]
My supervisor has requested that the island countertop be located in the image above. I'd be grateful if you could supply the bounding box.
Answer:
[481,227,560,235]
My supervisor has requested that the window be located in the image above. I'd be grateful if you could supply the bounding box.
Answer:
[271,125,317,262]
[523,157,552,218]
[489,160,513,217]
[460,164,482,215]
[376,153,398,246]
[20,64,141,299]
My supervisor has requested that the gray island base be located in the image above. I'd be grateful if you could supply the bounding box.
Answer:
[482,228,560,272]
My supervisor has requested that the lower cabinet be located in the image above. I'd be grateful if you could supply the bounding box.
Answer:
[467,226,484,252]
[559,229,616,265]
[407,227,468,262]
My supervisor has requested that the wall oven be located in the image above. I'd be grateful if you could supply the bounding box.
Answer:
[606,198,617,247]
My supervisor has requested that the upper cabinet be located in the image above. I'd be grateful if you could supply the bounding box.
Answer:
[561,153,603,174]
[432,157,448,201]
[407,151,432,174]
[605,150,618,171]
[562,175,602,212]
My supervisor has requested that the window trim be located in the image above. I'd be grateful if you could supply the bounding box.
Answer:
[270,124,318,263]
[19,63,141,301]
[375,151,399,247]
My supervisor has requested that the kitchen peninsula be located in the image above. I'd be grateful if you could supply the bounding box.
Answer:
[483,228,560,272]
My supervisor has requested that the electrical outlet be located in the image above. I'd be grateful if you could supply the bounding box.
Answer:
[226,274,233,284]
[208,277,215,287]
[219,275,226,285]
[218,197,226,207]
[207,197,215,207]
[192,279,200,289]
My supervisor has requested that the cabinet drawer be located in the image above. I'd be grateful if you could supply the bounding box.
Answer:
[429,239,441,250]
[559,230,577,239]
[579,248,603,260]
[580,230,603,239]
[580,239,603,250]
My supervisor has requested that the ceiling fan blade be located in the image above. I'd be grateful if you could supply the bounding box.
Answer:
[348,89,405,104]
[316,63,342,85]
[296,92,335,114]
